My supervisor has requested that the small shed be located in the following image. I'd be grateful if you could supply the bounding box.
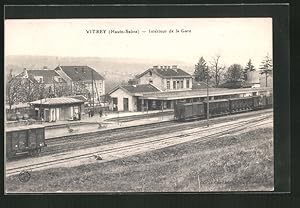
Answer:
[30,97,85,122]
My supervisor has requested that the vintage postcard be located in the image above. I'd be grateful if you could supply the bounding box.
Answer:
[5,17,274,193]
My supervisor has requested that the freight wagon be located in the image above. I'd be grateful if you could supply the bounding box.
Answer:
[203,99,230,117]
[174,102,205,121]
[229,97,255,114]
[174,95,272,121]
[6,125,46,159]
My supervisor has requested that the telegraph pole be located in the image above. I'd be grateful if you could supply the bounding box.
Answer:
[206,77,210,127]
[91,68,95,116]
[161,100,164,121]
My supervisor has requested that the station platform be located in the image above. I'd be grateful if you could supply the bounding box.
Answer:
[41,109,173,128]
[45,111,174,139]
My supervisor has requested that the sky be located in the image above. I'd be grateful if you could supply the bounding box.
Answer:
[5,18,272,68]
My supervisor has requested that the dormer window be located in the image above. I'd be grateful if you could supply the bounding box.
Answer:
[149,79,153,84]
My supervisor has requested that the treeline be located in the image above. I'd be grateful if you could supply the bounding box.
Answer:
[193,54,273,87]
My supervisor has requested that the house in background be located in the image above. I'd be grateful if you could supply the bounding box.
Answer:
[15,67,67,96]
[54,65,105,101]
[245,71,261,88]
[136,65,193,91]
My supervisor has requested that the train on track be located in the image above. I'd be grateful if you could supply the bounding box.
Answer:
[174,95,273,121]
[6,124,47,159]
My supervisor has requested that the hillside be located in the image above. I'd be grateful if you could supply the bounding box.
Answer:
[5,55,195,92]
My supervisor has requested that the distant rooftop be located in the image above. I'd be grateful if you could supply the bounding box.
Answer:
[55,65,104,81]
[16,69,66,84]
[136,65,192,78]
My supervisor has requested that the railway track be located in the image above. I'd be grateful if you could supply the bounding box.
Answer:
[6,114,272,176]
[6,109,273,162]
[104,111,173,123]
[40,109,273,156]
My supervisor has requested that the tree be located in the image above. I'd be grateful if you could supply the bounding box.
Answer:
[18,76,42,102]
[194,57,209,82]
[54,83,72,97]
[210,55,225,87]
[6,70,22,110]
[225,64,244,82]
[243,59,256,81]
[73,81,90,98]
[101,93,112,103]
[259,54,273,87]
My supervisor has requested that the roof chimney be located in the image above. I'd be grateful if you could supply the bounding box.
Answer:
[168,66,170,69]
[153,66,158,69]
[160,66,163,69]
[43,66,47,70]
[172,65,177,69]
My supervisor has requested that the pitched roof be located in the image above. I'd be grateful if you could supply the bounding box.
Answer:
[57,66,104,81]
[136,66,192,79]
[122,84,160,93]
[16,70,66,84]
[69,95,88,102]
[109,84,160,95]
[30,97,84,105]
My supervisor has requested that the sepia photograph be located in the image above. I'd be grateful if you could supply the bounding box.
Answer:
[4,17,274,193]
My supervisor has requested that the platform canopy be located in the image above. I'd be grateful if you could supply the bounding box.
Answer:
[140,87,272,100]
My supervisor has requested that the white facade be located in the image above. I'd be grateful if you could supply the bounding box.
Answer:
[138,71,164,90]
[138,70,192,91]
[109,88,138,112]
[84,80,105,99]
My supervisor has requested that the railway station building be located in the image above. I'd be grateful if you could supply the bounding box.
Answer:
[108,65,272,112]
[29,97,85,122]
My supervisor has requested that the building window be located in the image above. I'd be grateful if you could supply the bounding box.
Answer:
[167,81,170,89]
[173,81,176,89]
[186,79,190,88]
[39,78,43,83]
[180,80,184,88]
[177,81,180,89]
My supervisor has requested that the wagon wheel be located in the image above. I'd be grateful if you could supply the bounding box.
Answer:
[30,149,38,157]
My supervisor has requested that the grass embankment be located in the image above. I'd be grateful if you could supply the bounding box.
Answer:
[6,127,273,192]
